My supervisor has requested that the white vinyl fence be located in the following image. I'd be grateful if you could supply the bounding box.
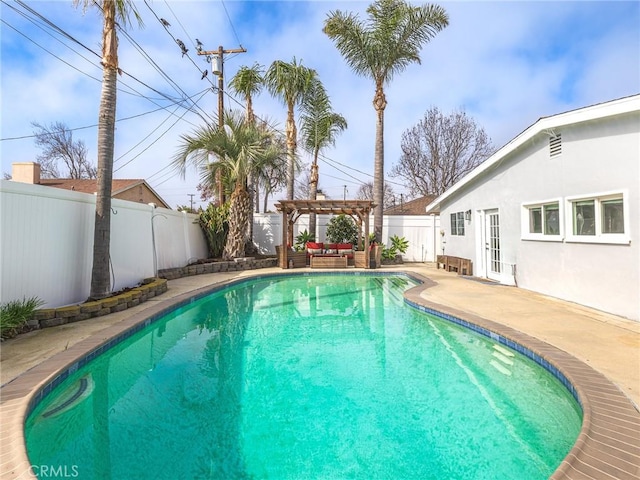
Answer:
[1,179,440,309]
[253,213,441,263]
[0,180,207,308]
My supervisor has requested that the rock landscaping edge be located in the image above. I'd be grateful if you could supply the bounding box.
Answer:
[10,257,278,339]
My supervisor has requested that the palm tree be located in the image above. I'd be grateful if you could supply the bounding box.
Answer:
[300,79,347,240]
[323,0,448,241]
[264,58,317,200]
[229,63,265,251]
[173,110,282,259]
[73,0,143,300]
[229,63,264,125]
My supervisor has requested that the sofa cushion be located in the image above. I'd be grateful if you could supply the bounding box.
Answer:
[338,249,353,255]
[337,243,353,250]
[308,248,323,254]
[307,242,323,250]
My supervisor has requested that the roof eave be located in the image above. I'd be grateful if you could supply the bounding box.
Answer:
[425,94,640,212]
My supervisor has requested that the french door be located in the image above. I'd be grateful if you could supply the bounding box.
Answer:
[485,210,501,281]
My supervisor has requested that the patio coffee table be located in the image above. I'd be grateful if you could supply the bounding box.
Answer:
[310,255,348,269]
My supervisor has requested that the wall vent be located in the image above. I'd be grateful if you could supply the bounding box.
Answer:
[549,134,562,158]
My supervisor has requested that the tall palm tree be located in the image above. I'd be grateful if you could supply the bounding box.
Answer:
[323,0,448,241]
[264,58,316,200]
[173,110,282,259]
[74,0,143,300]
[229,63,264,125]
[229,63,265,250]
[300,79,348,240]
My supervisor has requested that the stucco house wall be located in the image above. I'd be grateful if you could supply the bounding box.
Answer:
[430,96,639,321]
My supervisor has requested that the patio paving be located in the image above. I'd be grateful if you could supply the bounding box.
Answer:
[1,263,638,479]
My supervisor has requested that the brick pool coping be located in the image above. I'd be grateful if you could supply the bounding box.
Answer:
[1,270,638,479]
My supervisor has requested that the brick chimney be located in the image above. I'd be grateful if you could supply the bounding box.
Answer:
[11,162,41,184]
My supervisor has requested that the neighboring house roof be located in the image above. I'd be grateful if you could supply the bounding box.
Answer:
[426,94,640,213]
[383,195,438,215]
[39,178,171,209]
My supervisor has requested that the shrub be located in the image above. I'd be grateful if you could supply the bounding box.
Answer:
[325,214,358,245]
[0,296,44,339]
[390,235,409,254]
[199,202,229,258]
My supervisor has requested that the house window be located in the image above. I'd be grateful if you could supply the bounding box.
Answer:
[529,207,542,233]
[567,192,628,244]
[602,199,624,233]
[450,212,465,236]
[544,203,560,235]
[524,201,561,239]
[573,200,595,235]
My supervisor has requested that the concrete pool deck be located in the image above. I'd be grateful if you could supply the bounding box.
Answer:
[1,263,639,479]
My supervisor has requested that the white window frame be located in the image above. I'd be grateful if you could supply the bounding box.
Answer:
[450,212,465,236]
[521,198,564,242]
[565,190,630,245]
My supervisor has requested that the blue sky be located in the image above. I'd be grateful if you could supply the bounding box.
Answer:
[1,1,638,210]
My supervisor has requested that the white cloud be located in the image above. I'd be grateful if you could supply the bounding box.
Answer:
[2,1,638,207]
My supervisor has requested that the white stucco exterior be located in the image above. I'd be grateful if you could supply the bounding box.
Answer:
[427,95,640,321]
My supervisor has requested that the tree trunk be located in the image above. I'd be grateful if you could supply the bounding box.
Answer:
[285,104,297,200]
[223,185,250,260]
[309,159,319,240]
[372,83,387,243]
[89,2,118,300]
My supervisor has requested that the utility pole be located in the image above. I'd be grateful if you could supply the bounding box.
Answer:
[197,45,247,206]
[188,193,195,212]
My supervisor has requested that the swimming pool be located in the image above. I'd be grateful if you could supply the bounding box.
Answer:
[25,273,581,479]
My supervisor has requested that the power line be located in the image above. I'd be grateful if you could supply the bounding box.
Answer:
[1,89,209,142]
[220,0,243,48]
[114,89,210,172]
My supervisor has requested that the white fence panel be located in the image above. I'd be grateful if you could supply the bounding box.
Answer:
[153,208,207,271]
[108,199,155,291]
[0,181,95,308]
[0,180,207,308]
[383,215,441,262]
[252,212,441,262]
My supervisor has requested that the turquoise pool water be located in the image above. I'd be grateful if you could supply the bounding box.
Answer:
[26,274,581,479]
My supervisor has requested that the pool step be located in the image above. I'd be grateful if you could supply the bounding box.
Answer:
[490,345,514,376]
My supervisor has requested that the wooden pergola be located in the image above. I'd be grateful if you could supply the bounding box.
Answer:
[274,199,376,269]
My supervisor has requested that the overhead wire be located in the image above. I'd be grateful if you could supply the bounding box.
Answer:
[114,87,206,172]
[1,89,209,142]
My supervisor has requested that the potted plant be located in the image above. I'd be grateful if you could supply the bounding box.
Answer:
[294,229,314,252]
[381,235,409,265]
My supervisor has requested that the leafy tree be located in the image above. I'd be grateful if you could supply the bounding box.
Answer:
[355,181,396,210]
[324,0,448,241]
[264,58,317,200]
[174,110,282,259]
[300,78,347,239]
[325,214,358,245]
[392,107,494,196]
[74,0,143,299]
[32,121,96,179]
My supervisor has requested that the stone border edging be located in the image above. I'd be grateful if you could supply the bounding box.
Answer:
[18,258,277,335]
[158,257,276,280]
[29,279,168,330]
